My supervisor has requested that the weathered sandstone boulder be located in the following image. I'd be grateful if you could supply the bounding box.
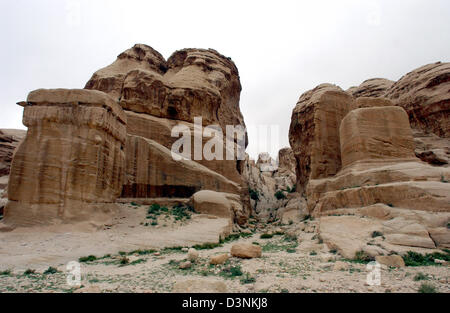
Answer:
[210,253,230,265]
[289,84,353,192]
[347,78,394,98]
[190,190,247,225]
[385,62,450,137]
[375,255,405,268]
[172,279,227,293]
[230,243,262,259]
[3,89,126,227]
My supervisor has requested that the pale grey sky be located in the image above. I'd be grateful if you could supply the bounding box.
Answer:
[1,0,449,159]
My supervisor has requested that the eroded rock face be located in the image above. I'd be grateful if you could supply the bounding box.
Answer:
[85,44,246,136]
[289,84,353,192]
[347,78,394,98]
[340,106,416,168]
[0,129,26,191]
[3,89,126,227]
[123,135,240,198]
[385,62,450,138]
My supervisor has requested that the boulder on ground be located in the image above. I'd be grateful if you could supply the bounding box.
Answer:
[230,243,262,259]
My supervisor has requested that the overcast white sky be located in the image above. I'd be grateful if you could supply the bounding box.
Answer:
[1,0,449,159]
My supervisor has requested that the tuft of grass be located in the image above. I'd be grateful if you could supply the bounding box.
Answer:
[413,272,428,281]
[371,231,383,238]
[310,251,317,256]
[260,233,273,239]
[220,266,243,279]
[441,175,448,183]
[418,283,437,293]
[274,191,287,200]
[79,255,97,263]
[43,267,58,275]
[171,204,194,221]
[240,273,256,284]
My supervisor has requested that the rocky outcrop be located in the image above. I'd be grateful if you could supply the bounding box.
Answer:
[289,84,353,193]
[85,44,246,138]
[347,78,394,98]
[190,190,247,225]
[3,89,126,227]
[385,62,450,138]
[0,129,26,193]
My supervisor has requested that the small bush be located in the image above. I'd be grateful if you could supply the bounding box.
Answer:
[260,233,273,239]
[274,191,287,200]
[310,251,317,256]
[0,270,11,276]
[240,273,256,284]
[79,255,97,263]
[418,283,437,293]
[193,242,221,250]
[248,188,260,201]
[353,250,374,263]
[120,257,129,265]
[44,267,58,275]
[24,269,36,275]
[220,266,243,279]
[371,231,383,238]
[413,272,428,281]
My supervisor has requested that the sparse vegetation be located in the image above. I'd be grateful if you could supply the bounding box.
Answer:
[248,188,260,201]
[0,270,11,276]
[79,255,97,263]
[352,250,374,264]
[274,191,287,200]
[310,251,317,256]
[418,283,437,293]
[441,175,448,183]
[413,272,428,281]
[23,269,36,276]
[260,233,273,239]
[240,273,256,284]
[43,267,58,275]
[403,251,450,266]
[371,231,383,238]
[220,266,243,279]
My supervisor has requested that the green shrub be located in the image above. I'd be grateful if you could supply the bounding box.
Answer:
[24,269,35,275]
[418,283,437,293]
[310,251,317,256]
[44,267,58,275]
[220,266,243,279]
[403,251,450,266]
[249,188,260,201]
[274,191,287,200]
[79,255,97,263]
[260,233,273,239]
[371,231,383,238]
[0,270,11,276]
[120,257,129,265]
[192,242,221,250]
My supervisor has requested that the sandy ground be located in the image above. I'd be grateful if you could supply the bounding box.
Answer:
[0,203,448,293]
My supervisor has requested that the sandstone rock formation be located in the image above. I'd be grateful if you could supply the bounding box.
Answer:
[385,62,450,138]
[347,78,394,98]
[290,64,450,256]
[85,44,250,220]
[3,89,126,227]
[289,84,353,193]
